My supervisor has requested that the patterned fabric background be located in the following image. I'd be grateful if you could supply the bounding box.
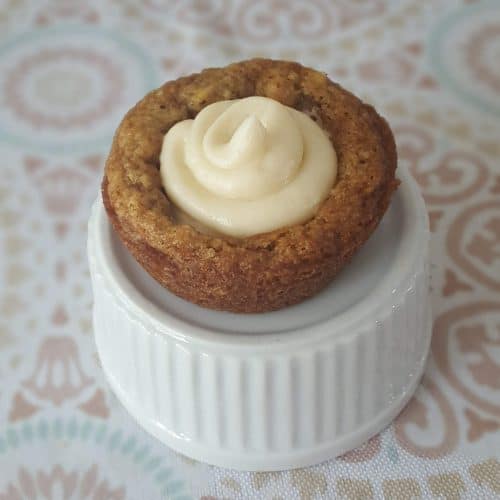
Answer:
[0,0,499,498]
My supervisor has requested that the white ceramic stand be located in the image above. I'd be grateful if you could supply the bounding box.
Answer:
[88,165,431,471]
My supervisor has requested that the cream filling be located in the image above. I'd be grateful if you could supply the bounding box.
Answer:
[160,96,337,238]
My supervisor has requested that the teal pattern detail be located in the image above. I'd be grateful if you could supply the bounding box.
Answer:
[67,417,78,439]
[22,422,33,443]
[429,0,500,117]
[121,435,136,454]
[37,419,48,439]
[156,467,173,483]
[0,417,191,499]
[95,423,107,444]
[146,456,162,473]
[6,429,19,448]
[80,419,92,440]
[387,445,399,464]
[108,429,122,452]
[53,418,63,439]
[165,479,185,495]
[134,444,150,464]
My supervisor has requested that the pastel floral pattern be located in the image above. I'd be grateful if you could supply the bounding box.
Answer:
[430,2,500,115]
[0,418,190,499]
[448,202,500,290]
[34,0,99,25]
[0,0,499,498]
[5,48,123,129]
[8,337,110,421]
[23,337,93,406]
[0,25,156,152]
[0,465,124,500]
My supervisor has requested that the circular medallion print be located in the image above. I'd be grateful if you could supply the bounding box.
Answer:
[430,1,500,116]
[0,27,157,153]
[0,417,190,499]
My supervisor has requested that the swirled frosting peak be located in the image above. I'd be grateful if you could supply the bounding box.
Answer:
[160,96,337,238]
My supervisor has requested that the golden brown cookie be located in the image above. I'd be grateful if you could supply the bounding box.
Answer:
[102,59,398,313]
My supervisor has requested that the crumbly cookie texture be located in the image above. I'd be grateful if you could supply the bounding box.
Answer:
[103,59,398,313]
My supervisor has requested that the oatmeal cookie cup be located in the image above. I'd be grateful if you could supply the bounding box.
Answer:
[102,59,398,312]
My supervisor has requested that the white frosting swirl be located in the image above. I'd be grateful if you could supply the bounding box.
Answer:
[160,96,337,238]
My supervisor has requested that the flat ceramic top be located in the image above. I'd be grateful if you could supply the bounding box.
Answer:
[98,165,428,338]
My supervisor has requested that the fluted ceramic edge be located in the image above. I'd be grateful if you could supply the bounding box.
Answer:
[88,167,431,471]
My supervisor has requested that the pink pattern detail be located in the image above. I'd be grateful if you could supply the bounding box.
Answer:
[239,0,331,41]
[82,155,104,174]
[0,465,125,500]
[432,301,500,417]
[234,0,385,42]
[54,221,69,239]
[335,0,385,29]
[23,155,44,174]
[491,175,500,194]
[394,125,435,173]
[394,376,459,458]
[23,336,94,405]
[448,201,500,290]
[8,392,39,422]
[37,167,89,215]
[418,75,438,89]
[51,304,69,326]
[5,48,123,129]
[467,217,500,266]
[455,324,500,391]
[412,151,489,204]
[442,269,473,297]
[79,389,110,419]
[393,125,487,205]
[34,0,99,25]
[428,210,444,232]
[55,260,67,282]
[339,435,381,463]
[175,0,229,26]
[465,23,500,95]
[465,408,500,442]
[357,50,415,85]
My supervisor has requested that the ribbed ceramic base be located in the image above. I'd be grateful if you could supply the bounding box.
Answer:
[89,166,431,471]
